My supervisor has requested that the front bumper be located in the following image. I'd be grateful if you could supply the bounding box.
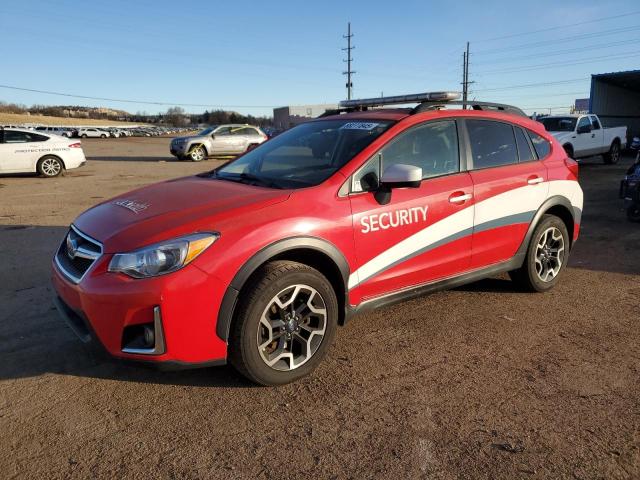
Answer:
[51,252,229,367]
[170,143,187,156]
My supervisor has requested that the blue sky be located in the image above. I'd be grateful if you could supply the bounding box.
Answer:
[2,0,639,116]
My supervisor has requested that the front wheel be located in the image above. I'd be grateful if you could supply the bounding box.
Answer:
[509,214,570,292]
[37,156,63,177]
[627,204,640,222]
[229,261,338,386]
[604,142,620,164]
[81,134,87,138]
[188,145,206,161]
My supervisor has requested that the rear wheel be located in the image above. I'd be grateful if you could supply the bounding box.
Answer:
[229,261,338,386]
[37,156,63,177]
[604,141,620,164]
[509,215,569,292]
[188,145,206,161]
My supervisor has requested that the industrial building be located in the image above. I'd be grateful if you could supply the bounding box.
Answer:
[273,104,338,130]
[590,69,640,138]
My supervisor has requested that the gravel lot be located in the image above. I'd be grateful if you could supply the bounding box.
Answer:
[1,136,639,479]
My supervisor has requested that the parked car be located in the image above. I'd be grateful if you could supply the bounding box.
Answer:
[35,126,71,137]
[52,92,583,385]
[539,114,627,164]
[170,124,268,161]
[0,128,86,177]
[78,128,110,138]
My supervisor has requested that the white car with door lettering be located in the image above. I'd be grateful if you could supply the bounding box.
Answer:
[0,128,86,177]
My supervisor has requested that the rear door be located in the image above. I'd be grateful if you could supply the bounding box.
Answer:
[465,119,548,269]
[348,119,474,300]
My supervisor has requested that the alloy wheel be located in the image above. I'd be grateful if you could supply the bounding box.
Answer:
[41,158,61,176]
[257,284,327,371]
[535,226,565,282]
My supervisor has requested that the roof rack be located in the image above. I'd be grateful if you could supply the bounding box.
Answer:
[412,100,527,117]
[320,91,527,118]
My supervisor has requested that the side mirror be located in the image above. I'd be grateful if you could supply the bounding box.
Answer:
[381,164,422,188]
[374,164,422,205]
[577,124,592,134]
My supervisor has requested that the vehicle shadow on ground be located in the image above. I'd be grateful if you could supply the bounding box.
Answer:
[0,224,254,388]
[86,155,178,162]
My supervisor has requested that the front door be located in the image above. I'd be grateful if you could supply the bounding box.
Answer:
[348,120,474,300]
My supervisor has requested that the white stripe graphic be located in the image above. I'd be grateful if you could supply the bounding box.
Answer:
[348,180,581,290]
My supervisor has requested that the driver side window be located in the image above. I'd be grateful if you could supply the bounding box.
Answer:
[351,120,459,192]
[577,117,591,132]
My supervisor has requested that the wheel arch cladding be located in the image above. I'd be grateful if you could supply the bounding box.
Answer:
[518,196,576,257]
[216,237,350,342]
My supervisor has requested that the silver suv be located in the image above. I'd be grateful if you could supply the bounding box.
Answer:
[170,124,268,161]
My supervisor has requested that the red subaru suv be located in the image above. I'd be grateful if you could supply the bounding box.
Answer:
[52,92,583,385]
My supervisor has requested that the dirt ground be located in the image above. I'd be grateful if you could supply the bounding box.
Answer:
[1,136,639,479]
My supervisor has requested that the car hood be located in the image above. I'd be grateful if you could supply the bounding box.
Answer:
[74,176,291,253]
[172,135,206,143]
[549,131,575,144]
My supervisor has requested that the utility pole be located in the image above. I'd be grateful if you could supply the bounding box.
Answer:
[461,41,474,109]
[342,22,355,100]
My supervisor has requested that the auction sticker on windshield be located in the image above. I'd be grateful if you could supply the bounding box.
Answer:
[340,122,380,130]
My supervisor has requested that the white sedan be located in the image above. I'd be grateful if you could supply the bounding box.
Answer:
[0,128,87,177]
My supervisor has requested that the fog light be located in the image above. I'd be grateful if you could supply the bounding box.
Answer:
[143,325,155,348]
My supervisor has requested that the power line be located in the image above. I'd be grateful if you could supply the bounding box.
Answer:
[476,51,640,75]
[472,78,588,92]
[342,22,356,100]
[475,25,640,54]
[473,38,640,65]
[0,84,278,109]
[474,10,640,42]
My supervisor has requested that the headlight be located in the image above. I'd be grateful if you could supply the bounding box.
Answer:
[108,233,218,278]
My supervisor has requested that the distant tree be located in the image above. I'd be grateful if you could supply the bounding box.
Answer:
[164,106,188,126]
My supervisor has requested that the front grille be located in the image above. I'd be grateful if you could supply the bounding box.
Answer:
[55,225,103,283]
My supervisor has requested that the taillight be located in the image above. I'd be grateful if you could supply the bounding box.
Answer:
[68,142,82,148]
[564,157,579,178]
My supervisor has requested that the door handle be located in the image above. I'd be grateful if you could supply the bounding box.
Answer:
[527,176,544,185]
[449,192,472,203]
[591,134,595,138]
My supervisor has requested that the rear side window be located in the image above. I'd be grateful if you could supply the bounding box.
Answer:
[466,120,518,169]
[515,127,535,162]
[528,131,551,159]
[3,131,48,143]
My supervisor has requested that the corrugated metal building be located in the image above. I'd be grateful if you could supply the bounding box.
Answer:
[590,69,640,138]
[273,104,338,130]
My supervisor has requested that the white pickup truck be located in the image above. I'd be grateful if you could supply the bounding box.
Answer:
[539,114,626,164]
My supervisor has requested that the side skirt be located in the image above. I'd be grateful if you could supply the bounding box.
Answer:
[345,253,525,321]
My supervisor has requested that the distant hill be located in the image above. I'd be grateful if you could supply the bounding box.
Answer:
[0,112,144,126]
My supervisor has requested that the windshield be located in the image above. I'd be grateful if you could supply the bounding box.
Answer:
[198,127,215,136]
[540,117,577,132]
[214,119,393,189]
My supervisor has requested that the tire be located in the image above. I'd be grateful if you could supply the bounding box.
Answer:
[37,155,63,177]
[81,134,87,138]
[563,144,574,159]
[229,260,338,386]
[246,143,258,152]
[100,134,106,139]
[509,214,570,292]
[627,204,640,222]
[603,141,620,164]
[188,145,206,162]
